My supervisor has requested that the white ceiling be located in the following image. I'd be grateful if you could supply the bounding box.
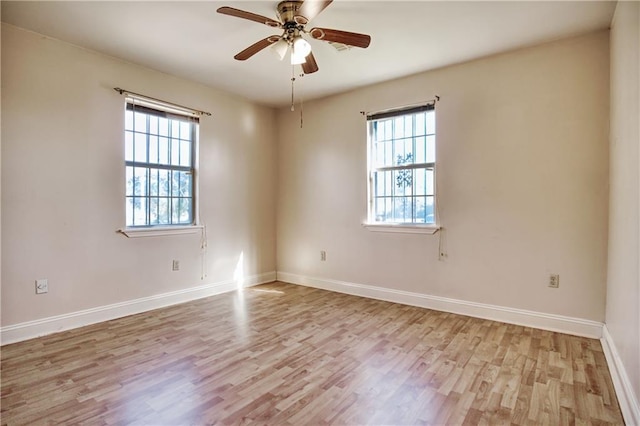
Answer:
[1,1,616,107]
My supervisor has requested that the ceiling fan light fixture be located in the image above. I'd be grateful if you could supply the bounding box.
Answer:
[293,36,311,56]
[271,38,289,60]
[291,51,307,65]
[291,36,311,64]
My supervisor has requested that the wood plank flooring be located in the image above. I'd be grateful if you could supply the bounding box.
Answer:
[1,282,624,425]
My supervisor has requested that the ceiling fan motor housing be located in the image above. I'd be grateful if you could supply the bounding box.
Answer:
[278,1,307,25]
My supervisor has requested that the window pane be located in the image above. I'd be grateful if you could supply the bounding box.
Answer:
[180,122,191,140]
[393,117,404,139]
[374,197,393,222]
[405,115,413,137]
[385,198,392,222]
[171,198,179,223]
[424,197,435,223]
[149,168,159,196]
[149,116,158,135]
[181,172,192,197]
[393,197,413,222]
[394,139,406,164]
[149,198,159,225]
[374,197,385,222]
[426,136,436,163]
[134,167,147,196]
[126,166,134,196]
[125,110,133,131]
[125,132,134,162]
[126,197,134,226]
[179,198,192,223]
[134,111,147,133]
[158,169,170,196]
[180,141,191,167]
[149,135,158,164]
[171,171,191,197]
[373,141,388,167]
[158,198,169,224]
[159,117,169,136]
[134,132,147,163]
[415,168,425,195]
[171,120,181,138]
[159,137,170,165]
[171,139,180,166]
[426,111,435,134]
[394,169,413,195]
[415,197,425,223]
[426,169,434,195]
[384,119,393,140]
[133,196,146,226]
[394,141,414,166]
[415,136,425,163]
[374,142,383,167]
[415,113,425,136]
[372,121,380,143]
[373,171,394,197]
[386,171,393,196]
[404,139,413,164]
[374,172,383,197]
[412,168,434,197]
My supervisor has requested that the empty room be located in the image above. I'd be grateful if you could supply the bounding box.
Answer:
[1,1,639,424]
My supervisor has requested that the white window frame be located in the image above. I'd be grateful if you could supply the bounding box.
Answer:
[364,103,439,234]
[119,95,202,237]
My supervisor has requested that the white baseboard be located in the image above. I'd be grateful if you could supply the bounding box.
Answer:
[276,272,604,339]
[601,325,640,426]
[0,271,276,346]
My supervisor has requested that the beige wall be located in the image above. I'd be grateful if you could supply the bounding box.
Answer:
[1,24,277,326]
[0,23,615,331]
[607,0,640,405]
[277,31,610,321]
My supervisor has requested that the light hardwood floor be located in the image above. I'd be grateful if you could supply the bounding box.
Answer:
[1,282,624,425]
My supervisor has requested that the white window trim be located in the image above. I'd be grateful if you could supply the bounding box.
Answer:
[365,103,438,232]
[123,95,198,228]
[118,225,204,238]
[362,223,440,235]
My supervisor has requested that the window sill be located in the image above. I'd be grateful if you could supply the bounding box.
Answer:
[362,223,441,235]
[118,225,204,238]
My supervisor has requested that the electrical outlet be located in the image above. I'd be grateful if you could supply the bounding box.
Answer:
[548,274,560,288]
[172,260,180,271]
[35,279,48,294]
[320,250,327,261]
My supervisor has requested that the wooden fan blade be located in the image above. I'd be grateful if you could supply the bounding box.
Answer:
[234,36,279,61]
[296,0,333,23]
[217,6,281,27]
[301,51,319,74]
[309,27,371,48]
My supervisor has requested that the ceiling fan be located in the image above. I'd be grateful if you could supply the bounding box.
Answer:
[217,0,371,74]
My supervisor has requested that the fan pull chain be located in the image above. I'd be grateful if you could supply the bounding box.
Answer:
[290,65,296,112]
[299,73,304,128]
[290,67,305,128]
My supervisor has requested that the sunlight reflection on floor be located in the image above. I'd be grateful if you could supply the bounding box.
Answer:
[251,288,285,295]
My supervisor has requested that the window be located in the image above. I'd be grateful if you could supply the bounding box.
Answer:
[367,104,436,226]
[124,99,198,227]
